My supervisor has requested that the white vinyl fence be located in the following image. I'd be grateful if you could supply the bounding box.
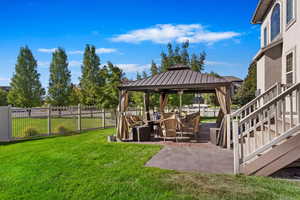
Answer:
[0,105,117,142]
[0,104,220,142]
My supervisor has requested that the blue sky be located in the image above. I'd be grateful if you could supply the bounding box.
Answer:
[0,0,260,87]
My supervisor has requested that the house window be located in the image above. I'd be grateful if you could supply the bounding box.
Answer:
[286,52,294,85]
[271,4,281,41]
[287,0,294,24]
[263,27,268,47]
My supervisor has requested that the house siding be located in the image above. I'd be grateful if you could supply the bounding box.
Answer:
[254,0,300,93]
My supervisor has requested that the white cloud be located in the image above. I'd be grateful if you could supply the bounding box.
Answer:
[111,24,241,44]
[38,48,117,55]
[69,60,81,67]
[95,48,117,54]
[38,60,81,67]
[68,50,83,55]
[206,60,242,67]
[0,77,9,82]
[37,48,57,53]
[68,48,117,55]
[115,64,150,73]
[37,61,50,67]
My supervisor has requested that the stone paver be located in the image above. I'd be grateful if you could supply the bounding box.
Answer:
[145,143,233,174]
[145,123,234,174]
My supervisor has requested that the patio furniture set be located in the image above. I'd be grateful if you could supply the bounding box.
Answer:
[126,112,201,142]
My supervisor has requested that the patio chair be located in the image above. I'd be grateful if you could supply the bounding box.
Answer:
[162,112,176,119]
[180,112,200,134]
[125,115,144,132]
[160,117,183,142]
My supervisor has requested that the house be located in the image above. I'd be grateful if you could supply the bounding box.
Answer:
[252,0,299,93]
[229,0,300,176]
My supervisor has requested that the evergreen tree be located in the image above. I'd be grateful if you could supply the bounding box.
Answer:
[190,51,206,72]
[167,43,175,66]
[173,45,182,64]
[69,84,81,105]
[8,46,45,107]
[160,52,169,72]
[190,54,199,72]
[181,41,190,65]
[157,41,206,107]
[203,71,221,106]
[101,62,124,109]
[79,45,102,105]
[47,48,72,106]
[0,89,8,106]
[131,72,144,107]
[233,63,257,106]
[198,51,206,72]
[142,71,148,78]
[150,60,159,75]
[136,72,142,80]
[159,41,205,73]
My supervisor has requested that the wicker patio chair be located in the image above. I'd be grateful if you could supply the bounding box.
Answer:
[162,113,176,119]
[160,117,183,142]
[180,112,200,134]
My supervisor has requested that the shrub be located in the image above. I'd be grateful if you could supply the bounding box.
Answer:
[23,127,39,137]
[56,125,70,134]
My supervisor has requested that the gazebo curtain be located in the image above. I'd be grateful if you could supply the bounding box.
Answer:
[159,93,168,114]
[117,90,129,140]
[215,86,231,147]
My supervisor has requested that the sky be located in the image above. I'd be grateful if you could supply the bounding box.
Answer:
[0,0,261,87]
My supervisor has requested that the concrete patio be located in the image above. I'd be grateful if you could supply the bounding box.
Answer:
[144,123,234,174]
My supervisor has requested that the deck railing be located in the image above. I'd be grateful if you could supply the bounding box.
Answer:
[231,82,300,174]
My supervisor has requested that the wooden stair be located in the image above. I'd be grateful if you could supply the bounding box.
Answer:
[241,132,300,176]
[231,82,300,176]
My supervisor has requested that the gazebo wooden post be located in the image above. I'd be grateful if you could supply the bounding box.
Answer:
[179,90,183,116]
[144,91,150,121]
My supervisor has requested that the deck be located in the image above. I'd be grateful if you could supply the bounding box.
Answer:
[143,123,234,174]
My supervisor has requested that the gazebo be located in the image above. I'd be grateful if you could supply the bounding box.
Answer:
[117,64,232,147]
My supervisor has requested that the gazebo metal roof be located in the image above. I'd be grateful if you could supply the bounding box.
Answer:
[119,64,231,93]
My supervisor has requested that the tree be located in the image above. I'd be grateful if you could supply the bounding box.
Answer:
[8,46,45,107]
[47,48,72,106]
[190,51,206,72]
[0,89,8,106]
[136,72,142,80]
[100,62,124,109]
[79,45,103,105]
[159,41,206,72]
[69,84,81,105]
[150,60,159,75]
[142,71,148,78]
[202,71,220,106]
[157,41,206,107]
[131,72,144,107]
[160,52,170,72]
[233,63,257,106]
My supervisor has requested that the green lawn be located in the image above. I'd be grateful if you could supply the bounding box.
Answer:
[201,116,217,123]
[1,129,300,200]
[12,117,115,138]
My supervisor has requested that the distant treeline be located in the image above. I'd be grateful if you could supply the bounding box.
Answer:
[0,41,209,109]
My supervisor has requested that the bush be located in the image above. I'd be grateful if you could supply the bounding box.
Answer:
[56,125,70,134]
[23,127,39,137]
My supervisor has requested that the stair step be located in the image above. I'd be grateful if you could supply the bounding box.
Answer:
[241,132,300,176]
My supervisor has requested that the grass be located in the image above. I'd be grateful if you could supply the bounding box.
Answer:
[201,116,217,123]
[12,117,114,138]
[1,128,300,200]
